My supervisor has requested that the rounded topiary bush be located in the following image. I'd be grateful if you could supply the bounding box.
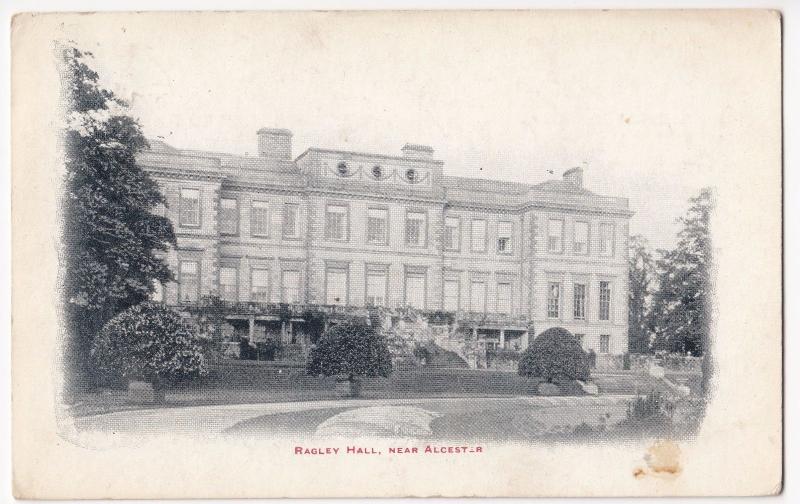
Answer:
[91,302,207,386]
[307,321,392,397]
[518,327,590,383]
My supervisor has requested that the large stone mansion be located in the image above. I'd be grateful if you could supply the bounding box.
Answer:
[139,128,632,360]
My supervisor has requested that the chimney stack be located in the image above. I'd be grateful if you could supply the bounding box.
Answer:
[257,128,293,159]
[401,143,434,159]
[563,167,583,189]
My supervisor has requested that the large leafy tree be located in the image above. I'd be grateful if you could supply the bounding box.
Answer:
[92,303,207,389]
[649,188,713,356]
[60,44,175,388]
[628,235,656,353]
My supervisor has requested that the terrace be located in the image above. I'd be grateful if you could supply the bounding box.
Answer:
[172,298,532,352]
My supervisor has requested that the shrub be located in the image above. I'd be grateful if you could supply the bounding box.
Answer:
[413,343,432,364]
[489,348,522,362]
[307,321,392,393]
[425,310,455,326]
[256,339,282,361]
[518,327,589,383]
[239,337,256,360]
[626,390,675,422]
[587,349,597,369]
[615,390,677,436]
[196,336,223,365]
[91,302,207,385]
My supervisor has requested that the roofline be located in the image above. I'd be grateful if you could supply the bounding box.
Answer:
[442,175,534,194]
[294,147,444,164]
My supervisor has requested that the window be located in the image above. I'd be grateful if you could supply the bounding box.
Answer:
[179,188,200,227]
[367,208,388,245]
[599,281,611,321]
[599,334,610,354]
[444,216,460,251]
[251,201,270,237]
[325,266,348,305]
[405,169,417,182]
[365,267,387,307]
[281,270,301,304]
[336,162,349,175]
[573,283,586,320]
[497,221,513,254]
[470,280,487,313]
[575,333,585,348]
[179,260,200,303]
[250,268,269,303]
[497,282,512,315]
[443,279,460,311]
[471,219,486,252]
[547,282,560,318]
[547,218,564,253]
[371,165,383,178]
[574,221,589,254]
[325,204,348,241]
[151,280,164,303]
[405,270,426,309]
[599,223,615,257]
[219,266,238,302]
[405,211,427,247]
[219,198,238,235]
[283,203,299,238]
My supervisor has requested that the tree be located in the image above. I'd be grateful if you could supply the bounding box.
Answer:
[628,235,656,353]
[91,303,207,399]
[306,321,392,397]
[60,43,175,389]
[649,188,713,356]
[518,327,590,383]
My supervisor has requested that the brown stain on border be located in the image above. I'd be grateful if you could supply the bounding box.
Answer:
[633,440,682,479]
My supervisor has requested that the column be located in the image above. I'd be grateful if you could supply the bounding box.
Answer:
[500,329,506,349]
[248,316,255,344]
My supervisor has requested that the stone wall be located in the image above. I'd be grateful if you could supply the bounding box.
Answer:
[594,354,624,371]
[629,354,703,373]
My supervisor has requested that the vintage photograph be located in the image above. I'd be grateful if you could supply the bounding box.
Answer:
[11,9,782,498]
[58,49,709,444]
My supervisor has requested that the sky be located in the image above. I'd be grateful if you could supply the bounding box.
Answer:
[60,10,752,251]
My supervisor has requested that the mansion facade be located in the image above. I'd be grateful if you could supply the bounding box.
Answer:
[140,128,632,357]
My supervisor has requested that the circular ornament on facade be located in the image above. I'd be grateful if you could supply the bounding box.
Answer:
[372,165,383,178]
[405,168,417,182]
[336,161,349,175]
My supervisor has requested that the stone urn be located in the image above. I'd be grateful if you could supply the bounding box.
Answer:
[127,379,165,404]
[335,376,362,398]
[537,382,561,396]
[577,380,599,396]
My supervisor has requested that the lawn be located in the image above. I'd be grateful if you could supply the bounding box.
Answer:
[64,361,679,418]
[220,395,703,442]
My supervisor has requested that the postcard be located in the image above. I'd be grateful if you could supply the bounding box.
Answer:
[11,9,782,497]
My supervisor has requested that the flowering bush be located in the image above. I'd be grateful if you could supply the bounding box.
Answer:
[91,302,207,384]
[307,321,392,383]
[518,327,590,383]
